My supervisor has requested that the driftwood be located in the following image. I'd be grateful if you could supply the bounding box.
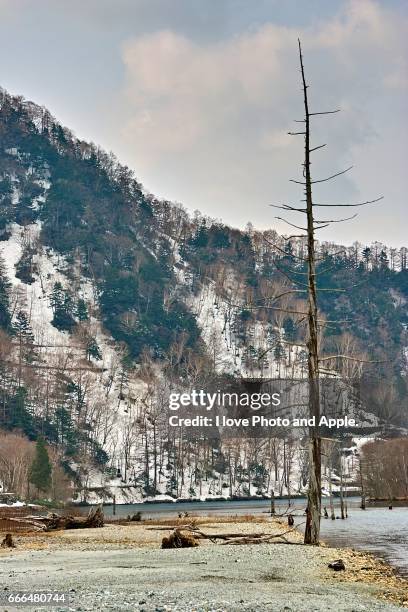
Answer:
[1,533,16,548]
[46,506,104,530]
[154,522,303,546]
[161,529,199,549]
[4,506,104,532]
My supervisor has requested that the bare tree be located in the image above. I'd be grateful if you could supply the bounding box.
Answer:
[269,40,383,544]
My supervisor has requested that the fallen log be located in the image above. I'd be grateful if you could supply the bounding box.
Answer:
[157,523,302,545]
[3,517,48,531]
[6,506,105,532]
[161,529,199,549]
[45,506,104,531]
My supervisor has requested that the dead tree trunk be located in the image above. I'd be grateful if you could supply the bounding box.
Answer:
[340,459,346,519]
[297,40,322,545]
[268,38,383,544]
[329,463,336,520]
[270,489,276,515]
[360,456,366,510]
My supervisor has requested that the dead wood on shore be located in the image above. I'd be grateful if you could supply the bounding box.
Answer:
[3,506,104,532]
[156,521,304,546]
[1,533,16,548]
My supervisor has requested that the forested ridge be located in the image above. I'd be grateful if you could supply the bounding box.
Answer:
[0,88,407,503]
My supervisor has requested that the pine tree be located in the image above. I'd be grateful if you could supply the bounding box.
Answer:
[362,247,371,270]
[13,310,34,343]
[0,176,13,231]
[50,281,65,312]
[76,298,89,321]
[14,310,36,375]
[86,336,102,361]
[50,282,75,331]
[0,255,11,330]
[30,437,52,494]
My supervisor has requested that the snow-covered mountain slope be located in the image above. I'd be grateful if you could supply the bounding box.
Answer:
[1,87,407,504]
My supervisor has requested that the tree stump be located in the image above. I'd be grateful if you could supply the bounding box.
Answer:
[1,533,16,548]
[288,514,294,526]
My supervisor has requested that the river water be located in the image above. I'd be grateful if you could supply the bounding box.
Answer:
[99,497,408,576]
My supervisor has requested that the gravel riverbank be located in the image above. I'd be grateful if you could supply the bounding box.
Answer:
[1,517,407,611]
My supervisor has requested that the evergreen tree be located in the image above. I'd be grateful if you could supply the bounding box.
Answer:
[50,282,75,331]
[274,342,285,362]
[86,336,102,361]
[13,310,34,343]
[283,317,297,342]
[13,310,36,366]
[0,255,11,330]
[362,247,371,269]
[75,298,89,321]
[50,281,65,312]
[0,176,13,231]
[30,437,52,493]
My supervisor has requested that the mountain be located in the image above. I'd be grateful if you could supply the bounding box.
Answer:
[0,87,407,503]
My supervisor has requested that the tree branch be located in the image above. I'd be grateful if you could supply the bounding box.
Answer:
[313,196,383,208]
[309,110,340,116]
[319,355,388,363]
[291,166,353,185]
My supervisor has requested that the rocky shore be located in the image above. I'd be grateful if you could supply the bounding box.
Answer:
[1,516,407,611]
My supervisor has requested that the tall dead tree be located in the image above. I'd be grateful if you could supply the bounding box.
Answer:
[298,40,321,545]
[268,40,383,544]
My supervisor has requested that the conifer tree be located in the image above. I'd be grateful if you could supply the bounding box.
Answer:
[30,437,52,494]
[86,336,102,361]
[13,310,34,344]
[0,255,11,330]
[76,298,89,321]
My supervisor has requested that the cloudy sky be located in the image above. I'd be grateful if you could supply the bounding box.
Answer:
[1,0,407,245]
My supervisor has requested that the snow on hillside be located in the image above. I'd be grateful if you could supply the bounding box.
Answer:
[190,277,312,379]
[0,224,378,505]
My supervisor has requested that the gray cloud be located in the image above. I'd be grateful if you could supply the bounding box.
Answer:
[0,0,406,246]
[113,0,407,245]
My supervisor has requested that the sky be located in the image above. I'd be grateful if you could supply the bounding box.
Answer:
[0,0,407,246]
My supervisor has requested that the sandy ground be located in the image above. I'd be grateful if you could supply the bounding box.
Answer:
[1,516,407,611]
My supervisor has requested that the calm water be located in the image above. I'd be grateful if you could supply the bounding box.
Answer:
[98,497,408,576]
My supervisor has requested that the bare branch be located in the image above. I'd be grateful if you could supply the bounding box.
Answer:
[275,217,307,232]
[293,166,353,185]
[313,196,384,208]
[310,144,327,153]
[314,213,358,224]
[269,204,307,213]
[311,165,353,184]
[277,217,330,232]
[283,234,308,240]
[263,236,307,262]
[309,110,340,116]
[320,355,389,364]
[273,261,309,288]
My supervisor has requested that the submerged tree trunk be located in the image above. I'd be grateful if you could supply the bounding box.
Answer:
[340,458,346,520]
[329,463,335,520]
[360,456,366,510]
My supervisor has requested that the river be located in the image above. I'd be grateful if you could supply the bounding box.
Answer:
[98,497,408,576]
